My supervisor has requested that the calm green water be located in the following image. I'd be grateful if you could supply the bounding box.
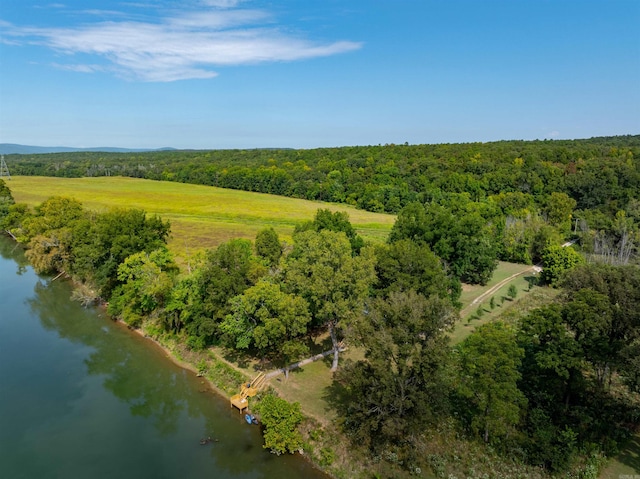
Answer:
[0,236,327,479]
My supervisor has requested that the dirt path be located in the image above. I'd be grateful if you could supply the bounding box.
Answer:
[459,265,541,318]
[460,241,577,318]
[265,346,345,380]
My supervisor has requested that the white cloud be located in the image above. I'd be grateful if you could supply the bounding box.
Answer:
[168,10,271,29]
[2,4,361,81]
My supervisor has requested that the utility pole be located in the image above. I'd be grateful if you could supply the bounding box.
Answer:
[0,155,10,179]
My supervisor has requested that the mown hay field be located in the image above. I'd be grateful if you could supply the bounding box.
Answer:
[8,176,395,260]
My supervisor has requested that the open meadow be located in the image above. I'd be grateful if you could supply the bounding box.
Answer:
[7,176,395,261]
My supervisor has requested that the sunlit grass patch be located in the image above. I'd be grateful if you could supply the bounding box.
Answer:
[599,432,640,478]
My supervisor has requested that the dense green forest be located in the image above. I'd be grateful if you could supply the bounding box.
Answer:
[1,135,639,477]
[7,135,639,214]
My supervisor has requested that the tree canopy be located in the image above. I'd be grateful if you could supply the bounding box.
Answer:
[389,200,499,285]
[284,229,376,370]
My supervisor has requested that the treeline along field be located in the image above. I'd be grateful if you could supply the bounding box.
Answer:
[6,176,395,259]
[6,135,639,271]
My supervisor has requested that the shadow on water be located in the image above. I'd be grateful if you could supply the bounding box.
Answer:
[24,280,257,476]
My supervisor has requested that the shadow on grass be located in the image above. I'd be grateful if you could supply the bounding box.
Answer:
[322,352,334,369]
[304,329,334,355]
[524,275,538,291]
[615,432,640,474]
[271,365,307,384]
[305,334,333,356]
[220,348,252,369]
[321,370,353,416]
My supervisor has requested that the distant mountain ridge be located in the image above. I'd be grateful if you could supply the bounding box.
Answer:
[0,144,176,155]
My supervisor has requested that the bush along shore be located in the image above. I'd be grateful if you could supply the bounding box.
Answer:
[1,177,639,479]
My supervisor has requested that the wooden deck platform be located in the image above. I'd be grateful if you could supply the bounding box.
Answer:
[230,393,249,413]
[230,372,267,413]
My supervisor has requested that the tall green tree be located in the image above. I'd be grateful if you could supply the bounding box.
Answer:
[284,230,376,371]
[0,203,31,241]
[294,208,365,253]
[22,197,85,274]
[374,238,459,303]
[108,247,178,327]
[254,227,282,268]
[220,279,311,372]
[517,305,584,409]
[457,321,526,444]
[540,244,584,286]
[513,265,640,471]
[335,291,456,448]
[530,224,563,263]
[562,289,613,388]
[255,395,304,455]
[389,201,499,285]
[172,238,261,348]
[0,179,15,222]
[71,208,170,297]
[562,263,640,390]
[544,192,576,235]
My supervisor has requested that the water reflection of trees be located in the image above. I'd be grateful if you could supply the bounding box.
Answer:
[0,236,28,274]
[28,279,199,436]
[24,278,319,478]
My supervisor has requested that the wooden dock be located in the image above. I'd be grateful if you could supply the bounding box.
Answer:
[230,372,266,413]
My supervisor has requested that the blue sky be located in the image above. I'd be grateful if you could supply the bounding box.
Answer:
[1,0,639,149]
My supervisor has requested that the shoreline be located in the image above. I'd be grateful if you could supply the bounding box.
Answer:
[92,288,247,402]
[125,321,237,401]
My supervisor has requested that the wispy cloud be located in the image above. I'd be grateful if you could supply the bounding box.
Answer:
[81,10,133,17]
[1,4,362,82]
[51,62,106,74]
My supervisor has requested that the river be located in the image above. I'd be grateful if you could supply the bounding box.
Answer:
[0,236,328,479]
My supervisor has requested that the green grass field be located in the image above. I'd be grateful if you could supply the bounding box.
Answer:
[451,281,561,345]
[7,176,395,261]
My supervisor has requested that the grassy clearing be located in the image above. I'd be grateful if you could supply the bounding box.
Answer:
[451,261,552,345]
[269,346,366,427]
[209,334,365,427]
[7,176,395,261]
[451,283,561,345]
[459,261,535,310]
[599,432,640,478]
